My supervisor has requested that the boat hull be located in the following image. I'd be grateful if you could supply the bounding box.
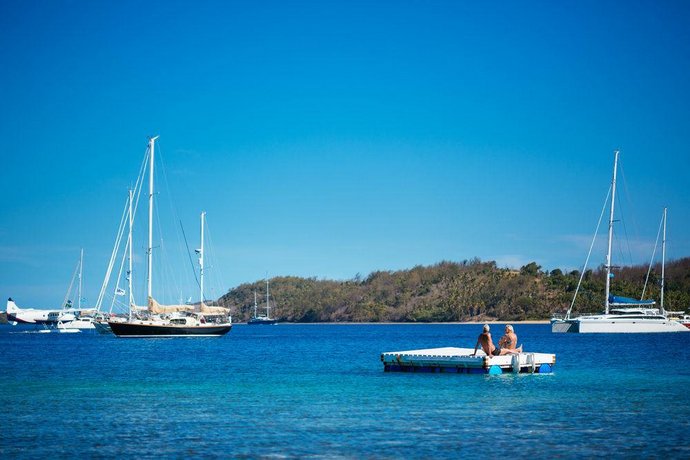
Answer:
[57,319,96,330]
[552,316,688,333]
[93,321,112,334]
[108,321,232,338]
[247,318,277,325]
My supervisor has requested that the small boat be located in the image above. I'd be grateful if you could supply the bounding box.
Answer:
[247,280,277,325]
[551,152,688,334]
[56,315,96,331]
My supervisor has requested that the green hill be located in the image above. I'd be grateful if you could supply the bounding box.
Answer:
[218,257,690,322]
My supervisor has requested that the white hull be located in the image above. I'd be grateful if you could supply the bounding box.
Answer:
[57,318,96,330]
[552,316,689,333]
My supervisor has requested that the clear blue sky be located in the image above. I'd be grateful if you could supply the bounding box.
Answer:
[2,0,690,308]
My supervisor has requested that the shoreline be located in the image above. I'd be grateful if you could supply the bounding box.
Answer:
[237,320,551,325]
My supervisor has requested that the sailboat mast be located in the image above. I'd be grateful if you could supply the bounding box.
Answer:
[127,188,134,317]
[604,150,619,315]
[199,211,205,305]
[146,136,159,302]
[78,248,83,309]
[266,278,270,318]
[661,207,667,313]
[254,291,258,318]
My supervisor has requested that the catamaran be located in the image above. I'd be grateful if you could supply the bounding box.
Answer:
[551,151,688,333]
[108,136,232,338]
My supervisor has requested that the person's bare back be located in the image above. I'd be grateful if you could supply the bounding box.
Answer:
[473,324,495,356]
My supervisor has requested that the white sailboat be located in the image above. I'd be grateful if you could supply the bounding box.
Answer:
[247,279,277,325]
[551,152,688,333]
[57,249,98,331]
[108,136,232,338]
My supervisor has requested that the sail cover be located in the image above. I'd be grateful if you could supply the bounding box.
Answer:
[148,297,194,313]
[609,295,656,305]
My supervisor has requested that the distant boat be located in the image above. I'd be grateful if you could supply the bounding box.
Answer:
[55,249,99,331]
[551,151,688,333]
[57,316,96,332]
[248,279,277,325]
[108,137,232,338]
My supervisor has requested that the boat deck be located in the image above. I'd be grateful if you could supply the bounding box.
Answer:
[381,347,555,374]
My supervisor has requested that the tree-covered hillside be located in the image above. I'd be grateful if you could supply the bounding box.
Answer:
[218,257,690,322]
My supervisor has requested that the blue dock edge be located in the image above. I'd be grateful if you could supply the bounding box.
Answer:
[383,363,553,374]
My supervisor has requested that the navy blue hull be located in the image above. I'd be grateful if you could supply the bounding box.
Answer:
[108,321,232,337]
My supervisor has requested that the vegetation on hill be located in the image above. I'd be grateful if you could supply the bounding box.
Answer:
[219,257,690,322]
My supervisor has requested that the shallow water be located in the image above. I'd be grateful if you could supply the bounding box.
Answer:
[1,323,689,458]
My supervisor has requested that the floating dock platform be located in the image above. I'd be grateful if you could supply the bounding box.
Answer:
[381,347,555,374]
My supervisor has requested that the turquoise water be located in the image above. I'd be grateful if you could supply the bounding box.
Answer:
[2,323,689,458]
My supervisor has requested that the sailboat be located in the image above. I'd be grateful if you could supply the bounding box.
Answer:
[57,249,98,332]
[108,136,232,338]
[551,151,688,333]
[247,279,278,325]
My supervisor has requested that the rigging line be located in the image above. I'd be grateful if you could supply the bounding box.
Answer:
[617,161,641,265]
[614,186,634,267]
[61,258,81,310]
[179,219,201,289]
[641,211,664,300]
[157,142,195,298]
[110,234,131,312]
[97,146,149,311]
[567,184,612,318]
[205,216,225,303]
[103,292,128,315]
[131,148,149,219]
[96,194,130,310]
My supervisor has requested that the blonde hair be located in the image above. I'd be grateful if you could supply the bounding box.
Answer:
[483,324,490,332]
[506,324,514,332]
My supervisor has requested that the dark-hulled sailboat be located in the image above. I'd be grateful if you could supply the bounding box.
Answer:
[108,137,232,338]
[247,280,277,325]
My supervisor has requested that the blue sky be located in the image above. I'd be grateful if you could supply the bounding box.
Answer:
[2,1,689,308]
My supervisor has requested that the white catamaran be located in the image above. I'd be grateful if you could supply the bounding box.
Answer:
[107,136,232,338]
[551,151,688,333]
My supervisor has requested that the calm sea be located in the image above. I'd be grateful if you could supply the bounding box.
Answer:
[1,323,689,458]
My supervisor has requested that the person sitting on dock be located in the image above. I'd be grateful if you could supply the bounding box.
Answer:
[472,324,522,357]
[497,325,522,355]
[473,324,496,356]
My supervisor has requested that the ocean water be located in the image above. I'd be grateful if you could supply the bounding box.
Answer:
[1,323,689,459]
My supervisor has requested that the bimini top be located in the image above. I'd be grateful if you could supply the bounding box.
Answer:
[609,295,656,306]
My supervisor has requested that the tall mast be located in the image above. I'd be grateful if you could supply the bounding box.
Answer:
[604,150,619,315]
[266,278,270,318]
[146,136,159,303]
[78,248,83,309]
[661,207,667,313]
[199,211,205,305]
[127,188,134,317]
[254,291,258,318]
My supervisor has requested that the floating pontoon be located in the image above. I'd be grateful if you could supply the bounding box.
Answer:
[381,347,555,374]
